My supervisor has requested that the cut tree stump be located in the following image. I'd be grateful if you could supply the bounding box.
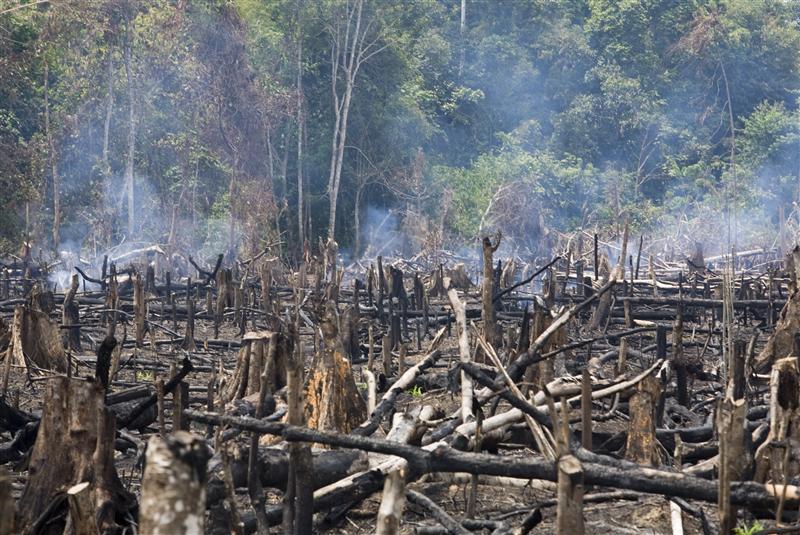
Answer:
[17,377,133,533]
[0,467,13,535]
[305,302,367,434]
[140,432,210,534]
[6,303,67,373]
[625,374,661,466]
[754,357,800,483]
[220,331,286,405]
[755,288,800,372]
[557,454,585,535]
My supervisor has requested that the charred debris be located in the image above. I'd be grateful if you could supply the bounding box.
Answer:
[1,231,800,534]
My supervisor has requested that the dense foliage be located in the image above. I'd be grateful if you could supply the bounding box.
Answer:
[0,0,798,258]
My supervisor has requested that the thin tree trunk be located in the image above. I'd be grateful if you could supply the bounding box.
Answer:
[296,10,305,249]
[458,0,466,78]
[327,0,364,242]
[102,42,113,172]
[720,60,737,251]
[44,59,60,250]
[354,185,362,257]
[123,11,136,237]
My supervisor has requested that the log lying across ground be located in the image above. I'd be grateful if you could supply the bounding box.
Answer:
[185,410,797,510]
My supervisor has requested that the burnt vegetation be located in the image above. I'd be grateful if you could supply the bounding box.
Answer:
[1,0,800,534]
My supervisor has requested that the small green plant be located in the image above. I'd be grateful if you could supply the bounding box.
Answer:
[408,385,423,398]
[733,521,764,535]
[136,370,155,382]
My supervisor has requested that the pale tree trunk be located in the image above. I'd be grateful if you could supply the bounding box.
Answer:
[296,7,305,248]
[354,184,363,257]
[102,42,113,172]
[326,0,385,241]
[327,81,354,241]
[44,59,60,250]
[123,11,136,237]
[458,0,466,78]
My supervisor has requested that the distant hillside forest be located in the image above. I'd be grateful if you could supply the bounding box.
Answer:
[1,0,798,260]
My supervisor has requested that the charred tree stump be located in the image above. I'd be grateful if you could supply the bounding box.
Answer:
[755,357,800,484]
[377,256,386,321]
[481,232,502,352]
[220,332,286,405]
[304,302,367,434]
[718,396,748,533]
[140,432,210,534]
[17,377,133,533]
[62,273,81,351]
[6,303,67,374]
[625,374,661,466]
[557,454,584,535]
[0,467,13,535]
[182,298,197,351]
[134,273,146,347]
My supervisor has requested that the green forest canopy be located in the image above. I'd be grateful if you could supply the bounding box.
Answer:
[0,0,798,260]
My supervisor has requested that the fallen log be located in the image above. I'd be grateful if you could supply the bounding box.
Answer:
[185,410,798,510]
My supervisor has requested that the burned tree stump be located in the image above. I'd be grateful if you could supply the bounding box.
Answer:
[481,232,502,350]
[140,432,210,534]
[17,377,133,532]
[305,303,367,434]
[0,467,13,535]
[133,273,147,347]
[62,273,81,351]
[754,357,800,483]
[5,303,67,374]
[625,374,661,466]
[220,331,286,405]
[755,288,800,372]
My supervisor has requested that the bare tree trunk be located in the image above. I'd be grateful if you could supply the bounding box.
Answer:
[354,184,363,257]
[296,11,305,250]
[326,0,381,242]
[123,10,136,237]
[458,0,466,79]
[102,41,113,172]
[328,79,354,241]
[44,59,60,250]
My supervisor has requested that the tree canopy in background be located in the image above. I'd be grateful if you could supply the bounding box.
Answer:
[0,0,798,259]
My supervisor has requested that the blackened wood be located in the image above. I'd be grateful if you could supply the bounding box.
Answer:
[95,336,116,391]
[581,369,592,451]
[119,357,193,428]
[187,410,795,510]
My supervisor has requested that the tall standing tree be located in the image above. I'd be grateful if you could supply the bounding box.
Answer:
[326,0,387,241]
[122,0,136,237]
